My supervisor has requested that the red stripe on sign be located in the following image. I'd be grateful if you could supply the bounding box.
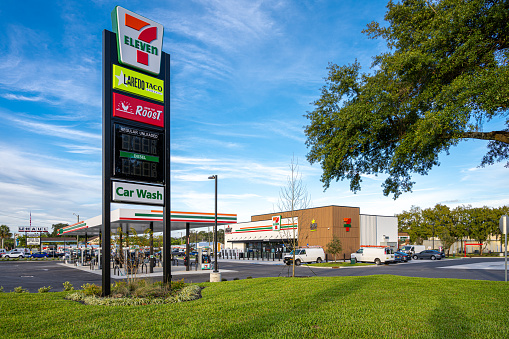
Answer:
[137,50,149,65]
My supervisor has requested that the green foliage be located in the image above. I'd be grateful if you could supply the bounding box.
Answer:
[66,285,201,306]
[326,235,343,261]
[305,0,509,198]
[81,283,102,296]
[170,278,186,292]
[62,281,74,291]
[0,225,12,249]
[13,286,28,293]
[0,286,3,293]
[38,286,52,293]
[398,204,509,253]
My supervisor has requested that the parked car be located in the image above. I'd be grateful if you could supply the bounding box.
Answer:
[412,250,443,260]
[30,252,49,258]
[3,250,25,258]
[395,251,411,262]
[429,250,446,259]
[47,251,64,258]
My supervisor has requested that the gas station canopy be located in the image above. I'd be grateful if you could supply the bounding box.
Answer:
[58,209,237,236]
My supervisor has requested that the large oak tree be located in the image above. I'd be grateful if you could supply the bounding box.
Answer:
[305,0,509,198]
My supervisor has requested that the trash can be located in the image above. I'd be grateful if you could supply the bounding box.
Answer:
[350,258,356,264]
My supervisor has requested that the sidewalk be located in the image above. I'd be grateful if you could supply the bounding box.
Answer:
[58,262,236,279]
[59,256,289,279]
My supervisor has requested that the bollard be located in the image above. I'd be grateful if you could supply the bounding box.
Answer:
[210,272,221,282]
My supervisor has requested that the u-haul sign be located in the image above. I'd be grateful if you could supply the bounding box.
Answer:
[112,6,164,75]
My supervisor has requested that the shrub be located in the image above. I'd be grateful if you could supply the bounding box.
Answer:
[14,286,28,293]
[233,278,239,281]
[81,283,102,296]
[38,286,52,293]
[246,276,253,279]
[0,286,4,292]
[170,278,186,292]
[63,281,74,291]
[111,281,129,297]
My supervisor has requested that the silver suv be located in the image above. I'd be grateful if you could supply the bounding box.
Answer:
[4,250,25,258]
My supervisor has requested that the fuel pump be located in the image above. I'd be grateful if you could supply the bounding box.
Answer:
[198,248,212,270]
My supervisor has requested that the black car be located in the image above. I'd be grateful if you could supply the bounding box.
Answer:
[395,251,411,262]
[412,250,443,260]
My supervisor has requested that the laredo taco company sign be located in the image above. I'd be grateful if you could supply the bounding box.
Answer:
[111,6,164,75]
[113,64,164,102]
[113,92,164,127]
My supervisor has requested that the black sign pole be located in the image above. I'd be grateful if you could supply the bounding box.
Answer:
[102,29,113,296]
[163,52,171,283]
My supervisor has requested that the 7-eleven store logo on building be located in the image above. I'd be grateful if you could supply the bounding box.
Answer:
[112,6,164,75]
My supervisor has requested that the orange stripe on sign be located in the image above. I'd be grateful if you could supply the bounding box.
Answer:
[125,14,149,31]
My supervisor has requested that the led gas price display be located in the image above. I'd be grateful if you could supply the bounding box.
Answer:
[113,123,164,184]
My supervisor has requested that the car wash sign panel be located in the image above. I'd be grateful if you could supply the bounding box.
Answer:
[111,6,164,75]
[112,181,164,205]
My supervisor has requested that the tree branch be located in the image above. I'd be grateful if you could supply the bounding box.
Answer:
[460,131,509,144]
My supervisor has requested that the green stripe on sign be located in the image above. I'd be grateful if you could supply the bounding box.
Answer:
[119,151,159,163]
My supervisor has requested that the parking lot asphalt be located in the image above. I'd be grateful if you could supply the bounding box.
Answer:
[0,257,507,292]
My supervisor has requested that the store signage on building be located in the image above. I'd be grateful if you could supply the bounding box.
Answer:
[112,92,164,127]
[310,219,317,232]
[112,64,164,102]
[343,218,351,232]
[272,215,282,231]
[112,181,164,205]
[112,6,164,75]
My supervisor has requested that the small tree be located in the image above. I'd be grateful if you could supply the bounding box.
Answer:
[0,225,12,249]
[277,156,311,277]
[326,236,342,262]
[438,230,456,257]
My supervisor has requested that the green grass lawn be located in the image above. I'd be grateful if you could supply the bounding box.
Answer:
[1,275,508,338]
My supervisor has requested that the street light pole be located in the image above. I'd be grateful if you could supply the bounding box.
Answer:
[432,222,435,250]
[208,175,218,272]
[73,213,79,251]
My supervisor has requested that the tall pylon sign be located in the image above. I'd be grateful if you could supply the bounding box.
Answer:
[102,6,171,296]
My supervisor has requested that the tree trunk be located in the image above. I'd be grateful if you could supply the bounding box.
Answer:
[460,131,509,144]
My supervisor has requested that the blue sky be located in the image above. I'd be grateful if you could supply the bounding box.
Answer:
[0,0,508,236]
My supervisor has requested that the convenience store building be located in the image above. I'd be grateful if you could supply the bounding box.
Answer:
[225,205,397,258]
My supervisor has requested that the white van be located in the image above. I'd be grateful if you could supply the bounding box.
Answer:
[284,247,325,266]
[400,245,425,255]
[351,247,395,265]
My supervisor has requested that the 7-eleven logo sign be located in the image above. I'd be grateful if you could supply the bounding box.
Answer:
[112,6,164,75]
[272,215,282,231]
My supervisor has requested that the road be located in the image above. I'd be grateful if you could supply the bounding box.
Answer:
[0,257,507,292]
